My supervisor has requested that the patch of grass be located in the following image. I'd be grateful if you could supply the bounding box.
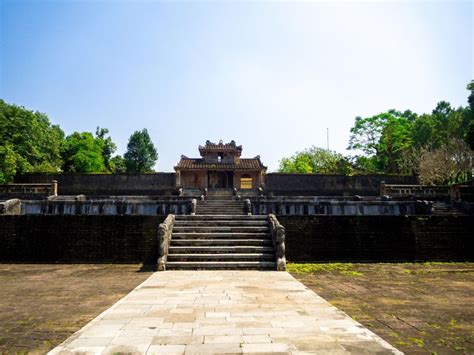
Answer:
[449,319,459,328]
[287,263,357,274]
[43,339,53,349]
[340,270,364,277]
[408,337,425,348]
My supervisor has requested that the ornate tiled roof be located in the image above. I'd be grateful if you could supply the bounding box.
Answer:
[198,140,243,155]
[175,157,266,171]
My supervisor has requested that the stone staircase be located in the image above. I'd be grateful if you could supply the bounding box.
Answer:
[432,202,466,216]
[166,194,276,270]
[196,200,246,215]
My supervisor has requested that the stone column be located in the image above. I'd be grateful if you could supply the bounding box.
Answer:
[176,170,181,187]
[51,180,58,196]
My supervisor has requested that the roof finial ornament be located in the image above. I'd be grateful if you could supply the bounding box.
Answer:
[219,139,223,145]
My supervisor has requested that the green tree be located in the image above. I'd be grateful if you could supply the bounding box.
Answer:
[278,147,352,174]
[95,127,117,172]
[0,100,64,182]
[61,132,105,173]
[124,129,158,173]
[466,80,474,112]
[0,144,17,184]
[465,80,474,149]
[109,155,126,173]
[348,110,415,173]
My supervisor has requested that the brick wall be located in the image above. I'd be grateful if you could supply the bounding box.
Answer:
[0,215,165,263]
[15,173,177,196]
[265,174,417,196]
[1,215,471,264]
[278,215,473,262]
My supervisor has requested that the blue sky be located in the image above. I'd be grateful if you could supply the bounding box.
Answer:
[1,0,472,172]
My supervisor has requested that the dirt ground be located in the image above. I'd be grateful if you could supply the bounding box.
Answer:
[289,262,474,355]
[0,263,472,354]
[0,264,152,354]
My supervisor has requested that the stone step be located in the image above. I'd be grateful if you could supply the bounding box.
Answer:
[174,220,268,226]
[175,215,267,220]
[172,232,270,239]
[196,209,245,213]
[167,253,275,261]
[169,246,275,253]
[173,226,270,233]
[165,261,277,270]
[170,239,272,246]
[199,201,243,204]
[196,209,244,211]
[198,204,243,207]
[196,212,246,216]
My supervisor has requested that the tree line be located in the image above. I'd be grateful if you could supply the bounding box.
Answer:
[0,99,157,183]
[279,81,474,185]
[2,80,473,185]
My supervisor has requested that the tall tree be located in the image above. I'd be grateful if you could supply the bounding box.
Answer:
[278,147,352,174]
[348,110,415,173]
[124,129,158,173]
[61,132,105,173]
[0,100,64,182]
[95,127,117,172]
[109,155,126,173]
[418,139,472,185]
[466,80,474,149]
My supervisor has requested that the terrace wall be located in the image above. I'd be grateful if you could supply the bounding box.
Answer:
[0,215,471,264]
[0,215,165,264]
[15,173,177,196]
[14,173,418,197]
[264,174,417,196]
[280,215,473,262]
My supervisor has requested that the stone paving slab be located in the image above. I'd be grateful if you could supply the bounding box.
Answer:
[50,271,402,354]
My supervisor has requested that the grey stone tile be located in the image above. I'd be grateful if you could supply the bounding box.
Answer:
[49,271,402,355]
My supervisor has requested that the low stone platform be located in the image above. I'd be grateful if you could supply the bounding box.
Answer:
[50,271,401,354]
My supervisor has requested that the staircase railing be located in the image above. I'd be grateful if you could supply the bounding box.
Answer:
[269,214,286,271]
[157,214,175,271]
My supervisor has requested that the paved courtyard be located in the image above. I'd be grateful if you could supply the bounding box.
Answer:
[50,271,401,354]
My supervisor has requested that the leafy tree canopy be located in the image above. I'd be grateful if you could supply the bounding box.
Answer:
[61,132,106,173]
[124,129,158,173]
[95,127,117,171]
[348,83,473,177]
[278,147,352,174]
[109,155,126,173]
[0,99,64,183]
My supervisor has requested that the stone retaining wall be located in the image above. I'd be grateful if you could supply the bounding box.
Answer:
[279,215,473,262]
[264,174,417,196]
[15,173,176,196]
[0,215,471,263]
[0,215,165,263]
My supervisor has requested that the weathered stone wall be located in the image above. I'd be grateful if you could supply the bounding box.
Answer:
[0,215,471,263]
[15,173,176,196]
[0,215,165,263]
[265,174,417,196]
[279,215,473,262]
[180,171,208,189]
[250,198,420,215]
[21,199,191,215]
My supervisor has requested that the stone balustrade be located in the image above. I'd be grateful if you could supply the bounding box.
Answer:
[269,214,286,271]
[381,182,450,199]
[250,198,416,216]
[0,181,57,199]
[20,198,193,215]
[157,214,175,271]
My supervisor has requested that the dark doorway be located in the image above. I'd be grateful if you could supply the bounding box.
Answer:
[208,171,234,188]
